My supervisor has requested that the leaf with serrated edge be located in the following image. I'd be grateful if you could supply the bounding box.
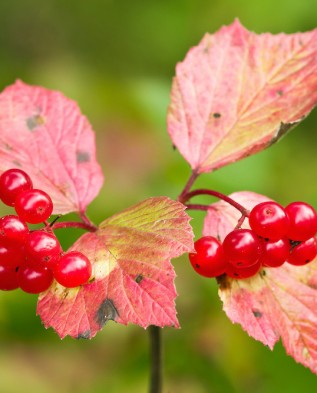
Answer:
[203,191,317,374]
[168,20,317,173]
[37,197,194,339]
[0,80,104,214]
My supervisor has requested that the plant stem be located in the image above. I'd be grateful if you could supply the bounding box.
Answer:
[51,221,97,232]
[182,189,249,216]
[148,326,162,393]
[178,170,199,204]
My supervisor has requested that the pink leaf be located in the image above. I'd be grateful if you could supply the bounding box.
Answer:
[203,191,317,373]
[37,197,194,339]
[168,20,317,173]
[0,80,104,214]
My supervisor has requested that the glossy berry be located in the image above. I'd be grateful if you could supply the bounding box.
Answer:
[188,236,227,278]
[0,243,24,268]
[24,230,62,269]
[0,263,19,290]
[223,229,263,268]
[260,238,290,268]
[17,266,53,294]
[0,168,33,206]
[287,237,317,266]
[249,201,289,241]
[15,189,53,224]
[54,251,92,288]
[285,202,317,241]
[0,215,29,246]
[225,261,261,280]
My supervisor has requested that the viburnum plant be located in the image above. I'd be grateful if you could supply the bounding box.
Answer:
[1,19,317,392]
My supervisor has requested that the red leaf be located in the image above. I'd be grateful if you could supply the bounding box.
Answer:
[168,20,317,173]
[203,191,317,373]
[0,80,104,214]
[37,197,194,339]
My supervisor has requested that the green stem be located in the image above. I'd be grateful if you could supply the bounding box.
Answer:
[148,326,162,393]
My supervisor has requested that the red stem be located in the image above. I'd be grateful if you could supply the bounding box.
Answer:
[51,221,97,232]
[182,189,249,217]
[178,170,199,204]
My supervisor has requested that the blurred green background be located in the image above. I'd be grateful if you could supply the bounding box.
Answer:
[0,1,317,392]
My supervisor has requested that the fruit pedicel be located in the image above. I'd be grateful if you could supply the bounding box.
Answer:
[0,168,92,293]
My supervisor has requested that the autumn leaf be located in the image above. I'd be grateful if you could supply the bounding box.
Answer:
[203,191,317,374]
[37,197,194,339]
[0,80,104,214]
[167,20,317,173]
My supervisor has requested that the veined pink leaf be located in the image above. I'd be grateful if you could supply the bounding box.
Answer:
[37,197,194,339]
[168,20,317,173]
[203,192,317,374]
[0,80,104,214]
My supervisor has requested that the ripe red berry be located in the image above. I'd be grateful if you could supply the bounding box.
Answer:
[17,266,53,294]
[260,238,290,268]
[223,229,263,268]
[24,230,62,269]
[54,251,92,288]
[0,215,29,246]
[15,189,53,224]
[249,201,289,240]
[0,168,33,206]
[225,261,261,280]
[0,263,19,290]
[188,236,227,278]
[0,243,24,268]
[285,202,317,241]
[287,237,317,266]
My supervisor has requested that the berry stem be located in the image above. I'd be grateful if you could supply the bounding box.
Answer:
[182,188,249,217]
[148,325,162,393]
[51,221,97,232]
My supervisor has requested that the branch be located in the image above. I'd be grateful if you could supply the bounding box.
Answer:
[148,326,162,393]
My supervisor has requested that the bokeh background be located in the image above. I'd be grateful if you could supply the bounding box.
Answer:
[1,1,317,392]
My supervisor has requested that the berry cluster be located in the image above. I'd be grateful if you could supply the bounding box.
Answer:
[0,169,92,293]
[189,201,317,280]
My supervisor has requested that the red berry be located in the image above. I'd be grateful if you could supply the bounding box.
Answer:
[260,238,290,268]
[287,237,317,266]
[223,229,263,268]
[24,230,62,269]
[54,251,92,288]
[0,243,24,268]
[225,261,261,279]
[0,215,29,246]
[0,263,19,290]
[15,189,53,224]
[285,202,317,241]
[188,236,227,278]
[249,201,289,240]
[17,266,53,294]
[0,168,33,206]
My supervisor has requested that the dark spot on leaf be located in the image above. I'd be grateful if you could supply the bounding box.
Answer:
[95,298,118,327]
[213,112,221,118]
[77,151,90,163]
[4,143,12,151]
[26,114,45,130]
[76,330,91,340]
[135,274,143,284]
[216,274,232,290]
[277,90,283,96]
[252,309,262,318]
[259,269,266,277]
